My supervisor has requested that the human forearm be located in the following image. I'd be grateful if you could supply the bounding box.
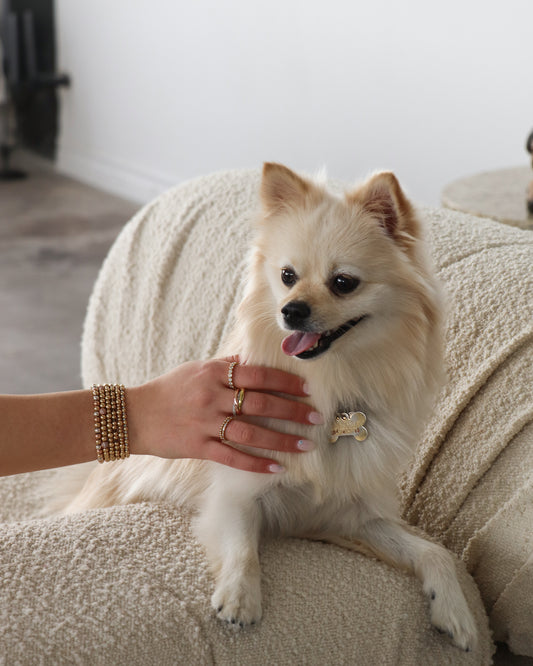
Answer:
[0,390,94,476]
[0,358,321,477]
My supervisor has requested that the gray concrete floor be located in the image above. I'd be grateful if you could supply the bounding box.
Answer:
[0,151,138,394]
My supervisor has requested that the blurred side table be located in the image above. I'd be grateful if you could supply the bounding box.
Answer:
[442,166,533,230]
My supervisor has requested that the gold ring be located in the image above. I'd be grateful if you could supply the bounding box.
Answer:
[233,387,246,416]
[227,360,239,389]
[219,415,234,444]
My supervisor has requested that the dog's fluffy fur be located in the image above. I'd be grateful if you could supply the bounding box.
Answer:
[63,164,477,650]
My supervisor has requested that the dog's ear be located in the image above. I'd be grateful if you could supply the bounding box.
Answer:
[261,163,319,215]
[348,172,421,250]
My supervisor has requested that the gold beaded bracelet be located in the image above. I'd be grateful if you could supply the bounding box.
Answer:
[91,384,130,463]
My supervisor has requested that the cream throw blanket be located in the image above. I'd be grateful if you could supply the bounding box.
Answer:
[1,169,531,664]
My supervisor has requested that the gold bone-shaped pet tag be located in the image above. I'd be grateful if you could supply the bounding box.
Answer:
[330,411,368,443]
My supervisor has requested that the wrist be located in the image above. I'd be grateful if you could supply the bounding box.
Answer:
[124,382,150,456]
[91,384,130,462]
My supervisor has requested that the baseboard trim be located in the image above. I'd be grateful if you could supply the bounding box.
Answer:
[56,148,179,204]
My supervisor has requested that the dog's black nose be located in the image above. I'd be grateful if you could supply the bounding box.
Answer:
[281,300,311,327]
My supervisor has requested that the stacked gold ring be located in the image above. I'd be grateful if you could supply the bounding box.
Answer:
[219,415,233,444]
[227,360,239,389]
[221,361,247,444]
[219,361,246,444]
[233,387,246,416]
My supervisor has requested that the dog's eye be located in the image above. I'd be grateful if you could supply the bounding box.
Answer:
[331,274,360,296]
[281,268,298,287]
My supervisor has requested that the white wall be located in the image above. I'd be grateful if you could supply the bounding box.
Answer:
[55,0,533,206]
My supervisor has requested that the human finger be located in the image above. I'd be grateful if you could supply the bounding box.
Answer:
[220,357,310,397]
[202,439,285,474]
[232,389,323,426]
[221,417,313,454]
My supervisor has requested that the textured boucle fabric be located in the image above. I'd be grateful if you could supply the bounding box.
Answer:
[399,208,533,657]
[0,483,490,665]
[0,475,492,666]
[2,167,531,664]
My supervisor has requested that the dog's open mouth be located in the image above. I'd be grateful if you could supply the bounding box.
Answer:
[281,316,367,360]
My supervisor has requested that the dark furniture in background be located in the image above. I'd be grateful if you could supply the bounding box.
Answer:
[1,0,70,178]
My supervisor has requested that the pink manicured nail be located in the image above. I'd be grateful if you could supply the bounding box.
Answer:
[297,439,315,451]
[268,463,285,474]
[308,411,325,425]
[302,382,311,396]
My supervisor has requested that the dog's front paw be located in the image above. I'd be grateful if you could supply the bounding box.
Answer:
[429,588,478,652]
[212,576,262,628]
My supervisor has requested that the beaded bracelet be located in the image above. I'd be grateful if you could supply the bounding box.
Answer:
[92,384,130,463]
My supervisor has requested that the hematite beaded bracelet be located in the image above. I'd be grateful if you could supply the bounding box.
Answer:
[91,384,130,463]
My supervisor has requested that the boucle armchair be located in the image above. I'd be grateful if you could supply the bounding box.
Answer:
[1,169,531,665]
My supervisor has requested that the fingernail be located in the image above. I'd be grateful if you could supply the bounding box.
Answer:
[297,439,315,451]
[308,411,325,425]
[302,382,311,396]
[268,463,285,474]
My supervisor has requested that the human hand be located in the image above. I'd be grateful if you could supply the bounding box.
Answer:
[127,357,323,473]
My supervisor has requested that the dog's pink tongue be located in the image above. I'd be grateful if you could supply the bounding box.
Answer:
[281,331,321,356]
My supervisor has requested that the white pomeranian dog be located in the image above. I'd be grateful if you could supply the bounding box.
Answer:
[63,163,476,651]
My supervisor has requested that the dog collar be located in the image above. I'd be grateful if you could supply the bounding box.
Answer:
[330,411,368,443]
